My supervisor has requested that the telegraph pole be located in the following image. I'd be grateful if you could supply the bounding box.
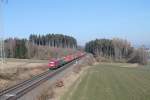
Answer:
[0,38,5,64]
[0,0,6,65]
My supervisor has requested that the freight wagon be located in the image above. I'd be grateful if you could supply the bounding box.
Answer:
[48,52,85,70]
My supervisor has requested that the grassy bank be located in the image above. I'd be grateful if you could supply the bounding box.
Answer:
[61,63,150,100]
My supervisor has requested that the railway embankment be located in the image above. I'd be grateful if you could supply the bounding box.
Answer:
[37,54,96,100]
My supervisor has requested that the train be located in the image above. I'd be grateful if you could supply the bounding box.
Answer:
[48,52,85,69]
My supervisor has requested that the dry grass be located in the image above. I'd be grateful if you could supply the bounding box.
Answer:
[120,63,139,68]
[73,54,95,73]
[95,56,114,62]
[37,87,55,100]
[0,64,47,91]
[0,60,47,69]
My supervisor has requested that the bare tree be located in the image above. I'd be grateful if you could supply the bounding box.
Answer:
[128,46,148,65]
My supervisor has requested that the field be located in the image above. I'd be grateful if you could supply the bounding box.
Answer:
[0,58,48,69]
[61,63,150,100]
[0,58,48,90]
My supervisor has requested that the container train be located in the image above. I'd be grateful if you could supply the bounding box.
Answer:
[48,52,85,69]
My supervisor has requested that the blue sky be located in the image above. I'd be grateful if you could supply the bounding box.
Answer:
[1,0,150,46]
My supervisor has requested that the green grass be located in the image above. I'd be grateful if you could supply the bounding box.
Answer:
[61,63,150,100]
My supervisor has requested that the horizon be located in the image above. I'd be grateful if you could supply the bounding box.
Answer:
[1,0,150,47]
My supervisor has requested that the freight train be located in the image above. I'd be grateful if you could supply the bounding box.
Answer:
[48,52,85,69]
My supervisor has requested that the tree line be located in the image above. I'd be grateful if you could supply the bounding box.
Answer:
[4,34,77,59]
[85,38,148,65]
[5,38,27,58]
[29,34,77,48]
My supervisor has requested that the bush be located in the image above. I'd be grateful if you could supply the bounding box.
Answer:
[128,48,148,65]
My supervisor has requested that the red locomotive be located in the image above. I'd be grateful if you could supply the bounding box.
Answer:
[48,52,85,69]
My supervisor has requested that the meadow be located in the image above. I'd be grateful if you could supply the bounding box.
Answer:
[61,63,150,100]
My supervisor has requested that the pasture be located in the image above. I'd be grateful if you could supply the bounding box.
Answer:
[61,63,150,100]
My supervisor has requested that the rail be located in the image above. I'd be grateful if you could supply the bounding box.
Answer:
[0,55,85,100]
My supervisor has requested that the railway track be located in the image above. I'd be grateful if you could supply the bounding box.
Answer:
[0,57,83,100]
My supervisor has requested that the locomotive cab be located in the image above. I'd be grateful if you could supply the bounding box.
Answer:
[48,59,59,69]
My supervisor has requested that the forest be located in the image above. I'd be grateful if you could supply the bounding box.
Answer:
[3,33,148,64]
[85,38,148,65]
[4,34,77,59]
[29,34,77,48]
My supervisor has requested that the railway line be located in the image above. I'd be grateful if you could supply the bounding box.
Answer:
[0,56,84,100]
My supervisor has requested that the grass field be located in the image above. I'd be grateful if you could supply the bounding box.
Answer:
[61,63,150,100]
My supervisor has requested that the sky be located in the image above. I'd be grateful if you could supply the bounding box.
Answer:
[1,0,150,46]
